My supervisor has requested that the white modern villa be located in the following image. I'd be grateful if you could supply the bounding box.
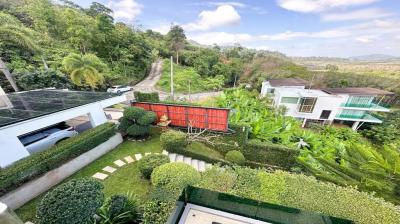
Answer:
[261,78,393,130]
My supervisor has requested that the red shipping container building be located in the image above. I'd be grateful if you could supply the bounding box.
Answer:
[132,102,230,132]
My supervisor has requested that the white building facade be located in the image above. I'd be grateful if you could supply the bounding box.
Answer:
[261,78,392,130]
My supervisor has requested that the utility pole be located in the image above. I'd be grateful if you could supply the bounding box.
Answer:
[188,80,191,102]
[170,56,174,101]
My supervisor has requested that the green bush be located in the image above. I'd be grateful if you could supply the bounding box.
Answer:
[134,91,160,103]
[151,163,201,193]
[119,107,156,138]
[160,130,188,151]
[199,166,237,192]
[244,139,298,169]
[142,200,175,224]
[97,194,139,224]
[0,123,116,197]
[225,150,246,165]
[138,154,170,179]
[36,179,104,224]
[137,111,157,126]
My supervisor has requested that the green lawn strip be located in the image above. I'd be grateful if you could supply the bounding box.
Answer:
[15,136,162,222]
[187,142,224,159]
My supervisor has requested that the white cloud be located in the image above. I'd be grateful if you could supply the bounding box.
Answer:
[108,0,143,22]
[322,8,392,21]
[207,1,247,8]
[277,0,378,13]
[355,36,374,43]
[183,5,241,31]
[151,23,171,35]
[188,32,253,45]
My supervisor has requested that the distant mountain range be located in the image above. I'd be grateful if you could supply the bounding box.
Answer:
[349,54,400,62]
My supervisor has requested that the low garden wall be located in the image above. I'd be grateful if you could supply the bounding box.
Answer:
[0,125,122,209]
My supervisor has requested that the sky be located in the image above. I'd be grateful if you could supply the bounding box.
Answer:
[73,0,400,57]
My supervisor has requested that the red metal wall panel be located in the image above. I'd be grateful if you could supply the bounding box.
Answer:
[131,102,230,132]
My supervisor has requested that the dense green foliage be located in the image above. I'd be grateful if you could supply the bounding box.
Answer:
[0,122,116,196]
[198,166,400,224]
[151,163,201,195]
[118,107,156,138]
[362,110,400,146]
[96,194,139,224]
[216,89,400,203]
[133,91,160,103]
[142,200,175,224]
[138,154,170,179]
[160,129,188,151]
[36,178,104,224]
[224,150,246,165]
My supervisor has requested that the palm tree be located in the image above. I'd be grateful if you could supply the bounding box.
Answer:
[0,12,45,92]
[62,53,107,90]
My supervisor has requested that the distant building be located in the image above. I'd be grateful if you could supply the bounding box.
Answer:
[261,78,393,130]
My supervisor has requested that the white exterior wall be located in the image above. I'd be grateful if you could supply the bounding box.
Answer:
[0,95,126,167]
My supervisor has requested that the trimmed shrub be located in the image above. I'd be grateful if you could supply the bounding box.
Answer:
[119,107,156,138]
[134,91,160,103]
[97,194,139,224]
[142,200,175,224]
[138,154,170,179]
[138,111,157,126]
[151,163,201,193]
[244,139,298,169]
[160,130,188,151]
[225,150,245,165]
[36,178,104,224]
[199,166,237,192]
[0,123,116,196]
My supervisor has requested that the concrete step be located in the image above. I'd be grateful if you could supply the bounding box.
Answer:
[162,150,169,155]
[134,154,142,161]
[198,161,206,172]
[176,155,184,163]
[183,157,192,166]
[191,159,199,171]
[206,163,212,170]
[169,153,177,162]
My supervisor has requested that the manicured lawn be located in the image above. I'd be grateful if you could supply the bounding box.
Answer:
[188,141,224,159]
[16,135,163,222]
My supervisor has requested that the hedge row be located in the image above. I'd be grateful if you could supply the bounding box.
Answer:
[134,91,160,103]
[0,123,116,196]
[243,139,298,169]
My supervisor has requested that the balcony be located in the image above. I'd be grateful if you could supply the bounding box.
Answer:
[335,113,382,123]
[339,103,389,112]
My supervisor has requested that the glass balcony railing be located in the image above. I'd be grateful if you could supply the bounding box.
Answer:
[335,113,382,122]
[340,103,389,110]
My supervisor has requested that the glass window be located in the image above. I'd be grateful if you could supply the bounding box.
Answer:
[298,97,317,113]
[281,97,299,104]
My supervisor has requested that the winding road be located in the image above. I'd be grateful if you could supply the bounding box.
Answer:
[125,59,222,102]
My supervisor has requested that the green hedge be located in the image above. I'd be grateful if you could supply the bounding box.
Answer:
[0,123,116,197]
[160,130,188,151]
[208,123,249,154]
[243,139,298,169]
[225,150,246,165]
[134,91,160,103]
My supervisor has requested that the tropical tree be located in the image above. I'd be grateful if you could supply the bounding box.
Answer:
[166,25,186,64]
[62,53,107,89]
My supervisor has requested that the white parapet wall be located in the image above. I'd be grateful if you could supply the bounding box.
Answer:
[0,133,123,210]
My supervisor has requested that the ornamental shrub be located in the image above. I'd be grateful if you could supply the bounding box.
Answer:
[160,130,188,151]
[224,150,246,165]
[119,107,156,138]
[138,154,170,179]
[151,163,201,193]
[142,200,175,224]
[199,166,237,192]
[36,178,104,224]
[134,91,160,103]
[97,194,139,224]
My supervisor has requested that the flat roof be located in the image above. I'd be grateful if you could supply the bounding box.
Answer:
[322,87,393,95]
[0,90,118,128]
[269,78,310,87]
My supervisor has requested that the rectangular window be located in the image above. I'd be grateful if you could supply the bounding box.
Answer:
[298,97,317,113]
[267,88,275,93]
[281,97,299,104]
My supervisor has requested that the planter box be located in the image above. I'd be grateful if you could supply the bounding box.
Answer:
[0,133,123,209]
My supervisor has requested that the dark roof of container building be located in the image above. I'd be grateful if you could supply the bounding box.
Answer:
[322,87,393,96]
[268,78,310,87]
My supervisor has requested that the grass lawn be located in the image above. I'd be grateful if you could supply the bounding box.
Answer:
[15,135,163,222]
[188,141,224,159]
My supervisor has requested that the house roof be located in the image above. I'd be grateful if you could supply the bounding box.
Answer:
[0,90,118,128]
[322,87,393,96]
[268,78,310,87]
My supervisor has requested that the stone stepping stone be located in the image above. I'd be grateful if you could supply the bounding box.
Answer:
[162,150,169,155]
[114,160,126,167]
[124,156,134,163]
[206,163,212,170]
[92,172,108,180]
[145,152,151,156]
[176,155,184,163]
[169,153,177,162]
[191,159,199,171]
[198,161,206,172]
[102,166,116,173]
[183,157,192,166]
[135,154,142,160]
